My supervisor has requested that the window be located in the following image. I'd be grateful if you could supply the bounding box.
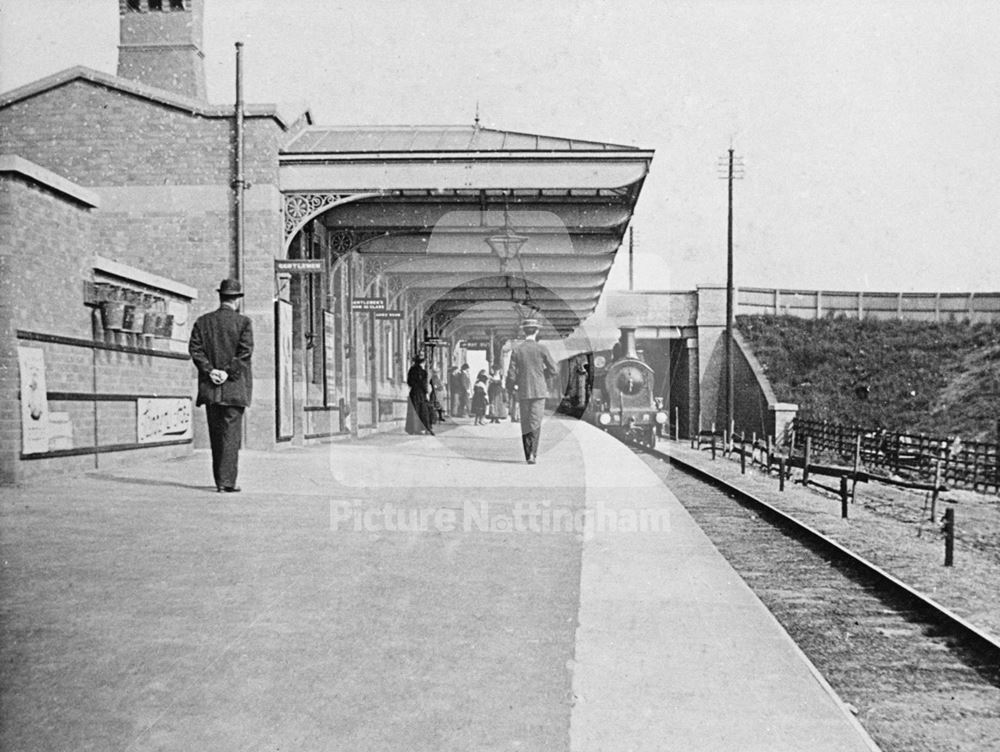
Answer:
[148,0,162,10]
[127,0,141,9]
[170,0,185,8]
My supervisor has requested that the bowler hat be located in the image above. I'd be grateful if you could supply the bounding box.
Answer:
[217,278,244,297]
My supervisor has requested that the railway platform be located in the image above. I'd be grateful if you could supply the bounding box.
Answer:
[0,414,879,751]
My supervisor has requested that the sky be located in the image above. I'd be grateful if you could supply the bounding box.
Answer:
[2,0,999,294]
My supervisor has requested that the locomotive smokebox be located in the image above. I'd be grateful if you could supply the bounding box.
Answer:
[619,327,639,359]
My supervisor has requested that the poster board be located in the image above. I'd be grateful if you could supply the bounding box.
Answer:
[137,398,193,443]
[323,310,336,407]
[18,346,50,454]
[275,299,294,441]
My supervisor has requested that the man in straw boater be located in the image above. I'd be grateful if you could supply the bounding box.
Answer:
[505,317,558,464]
[188,278,254,492]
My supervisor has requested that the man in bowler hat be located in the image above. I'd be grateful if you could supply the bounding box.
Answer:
[189,278,254,492]
[505,318,557,464]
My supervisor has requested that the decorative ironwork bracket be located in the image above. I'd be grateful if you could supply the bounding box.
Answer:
[282,192,378,249]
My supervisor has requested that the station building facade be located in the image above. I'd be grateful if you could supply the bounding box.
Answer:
[0,0,653,484]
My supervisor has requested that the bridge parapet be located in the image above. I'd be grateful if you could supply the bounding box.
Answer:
[605,290,698,328]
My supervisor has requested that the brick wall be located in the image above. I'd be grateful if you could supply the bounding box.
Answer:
[0,176,95,340]
[0,81,279,187]
[1,174,93,481]
[1,77,287,458]
[0,170,197,484]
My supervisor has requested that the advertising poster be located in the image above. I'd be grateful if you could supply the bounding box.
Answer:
[276,299,294,440]
[323,310,336,407]
[17,346,50,455]
[137,398,193,443]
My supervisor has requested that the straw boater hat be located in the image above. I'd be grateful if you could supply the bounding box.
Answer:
[520,317,540,332]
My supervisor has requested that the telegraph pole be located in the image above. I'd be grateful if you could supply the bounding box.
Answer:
[719,148,744,435]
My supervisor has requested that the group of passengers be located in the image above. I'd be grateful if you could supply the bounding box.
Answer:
[405,359,518,435]
[448,364,514,426]
[404,319,554,464]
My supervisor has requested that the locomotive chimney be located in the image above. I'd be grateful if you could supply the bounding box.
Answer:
[620,327,638,359]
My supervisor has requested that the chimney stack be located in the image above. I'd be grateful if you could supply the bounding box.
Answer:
[117,0,207,100]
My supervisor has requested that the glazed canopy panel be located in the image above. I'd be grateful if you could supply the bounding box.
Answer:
[280,125,652,338]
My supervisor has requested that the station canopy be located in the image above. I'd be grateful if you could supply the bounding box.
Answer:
[280,125,653,340]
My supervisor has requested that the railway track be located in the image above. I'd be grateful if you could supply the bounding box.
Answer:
[637,443,1000,752]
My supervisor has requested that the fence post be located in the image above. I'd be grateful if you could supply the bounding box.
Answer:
[943,508,955,566]
[711,432,717,461]
[840,476,849,519]
[851,433,862,501]
[779,457,786,492]
[803,436,812,485]
[930,458,942,522]
[674,406,679,441]
[971,449,980,493]
[994,421,1000,492]
[740,437,747,474]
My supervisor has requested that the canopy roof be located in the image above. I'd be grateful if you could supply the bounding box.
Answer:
[279,125,652,339]
[283,125,640,154]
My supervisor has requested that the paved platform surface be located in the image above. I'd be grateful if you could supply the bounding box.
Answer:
[1,415,879,751]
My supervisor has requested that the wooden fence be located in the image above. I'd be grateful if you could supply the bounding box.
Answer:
[789,417,1000,495]
[738,287,1000,323]
[686,426,960,564]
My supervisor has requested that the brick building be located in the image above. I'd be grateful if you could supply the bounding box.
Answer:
[0,0,651,484]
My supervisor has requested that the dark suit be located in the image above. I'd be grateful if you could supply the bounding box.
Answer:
[506,339,557,461]
[405,362,432,434]
[189,305,254,489]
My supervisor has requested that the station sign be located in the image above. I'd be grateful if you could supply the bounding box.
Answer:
[275,259,323,274]
[424,336,446,347]
[351,297,387,311]
[374,310,404,320]
[462,340,490,349]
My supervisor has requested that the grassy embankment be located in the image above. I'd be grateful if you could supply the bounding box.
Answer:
[737,315,1000,442]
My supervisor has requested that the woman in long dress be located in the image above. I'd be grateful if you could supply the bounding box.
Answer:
[471,370,489,425]
[488,369,508,423]
[405,353,433,435]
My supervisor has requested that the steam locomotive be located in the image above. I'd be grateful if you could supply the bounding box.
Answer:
[588,327,667,447]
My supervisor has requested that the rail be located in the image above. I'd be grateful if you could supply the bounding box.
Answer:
[646,442,1000,673]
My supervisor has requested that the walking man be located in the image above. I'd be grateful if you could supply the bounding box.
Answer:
[505,318,557,464]
[188,278,254,492]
